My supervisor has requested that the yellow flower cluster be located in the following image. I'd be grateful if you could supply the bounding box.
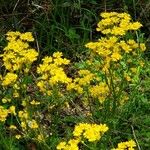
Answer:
[97,12,142,35]
[73,123,108,142]
[37,52,72,95]
[18,109,29,130]
[18,109,38,131]
[57,123,108,150]
[89,82,109,103]
[112,139,136,150]
[30,100,40,105]
[2,72,18,86]
[0,106,9,122]
[57,138,80,150]
[67,69,95,94]
[85,36,145,73]
[1,31,38,72]
[0,105,16,122]
[37,134,45,142]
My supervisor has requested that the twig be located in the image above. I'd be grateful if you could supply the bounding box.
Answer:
[0,13,29,17]
[13,0,20,12]
[131,125,141,150]
[34,32,40,54]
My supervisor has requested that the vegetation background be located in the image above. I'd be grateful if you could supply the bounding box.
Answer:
[0,0,150,150]
[0,0,150,58]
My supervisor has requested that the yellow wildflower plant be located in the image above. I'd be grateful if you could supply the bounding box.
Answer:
[0,11,147,149]
[84,11,147,110]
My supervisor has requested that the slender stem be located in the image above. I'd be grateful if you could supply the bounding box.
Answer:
[131,125,141,150]
[108,67,118,112]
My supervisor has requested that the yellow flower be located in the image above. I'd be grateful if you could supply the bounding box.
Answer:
[89,82,109,103]
[15,134,21,139]
[21,121,27,130]
[28,119,38,129]
[119,41,132,53]
[30,100,40,105]
[13,91,20,98]
[9,125,17,130]
[2,98,8,103]
[18,110,28,119]
[111,52,122,61]
[9,106,16,115]
[57,142,66,149]
[57,139,80,150]
[2,73,17,86]
[20,32,34,41]
[124,73,131,82]
[0,106,9,122]
[53,52,63,58]
[37,134,45,142]
[140,43,146,51]
[128,22,142,30]
[21,100,27,106]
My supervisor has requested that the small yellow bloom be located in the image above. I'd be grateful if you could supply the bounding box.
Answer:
[140,43,146,51]
[9,125,17,130]
[0,106,9,122]
[57,142,66,149]
[15,134,21,139]
[28,119,38,129]
[21,121,27,130]
[30,100,40,105]
[21,100,27,106]
[9,106,16,115]
[111,52,122,61]
[13,91,19,98]
[37,134,45,142]
[20,32,34,41]
[2,98,8,103]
